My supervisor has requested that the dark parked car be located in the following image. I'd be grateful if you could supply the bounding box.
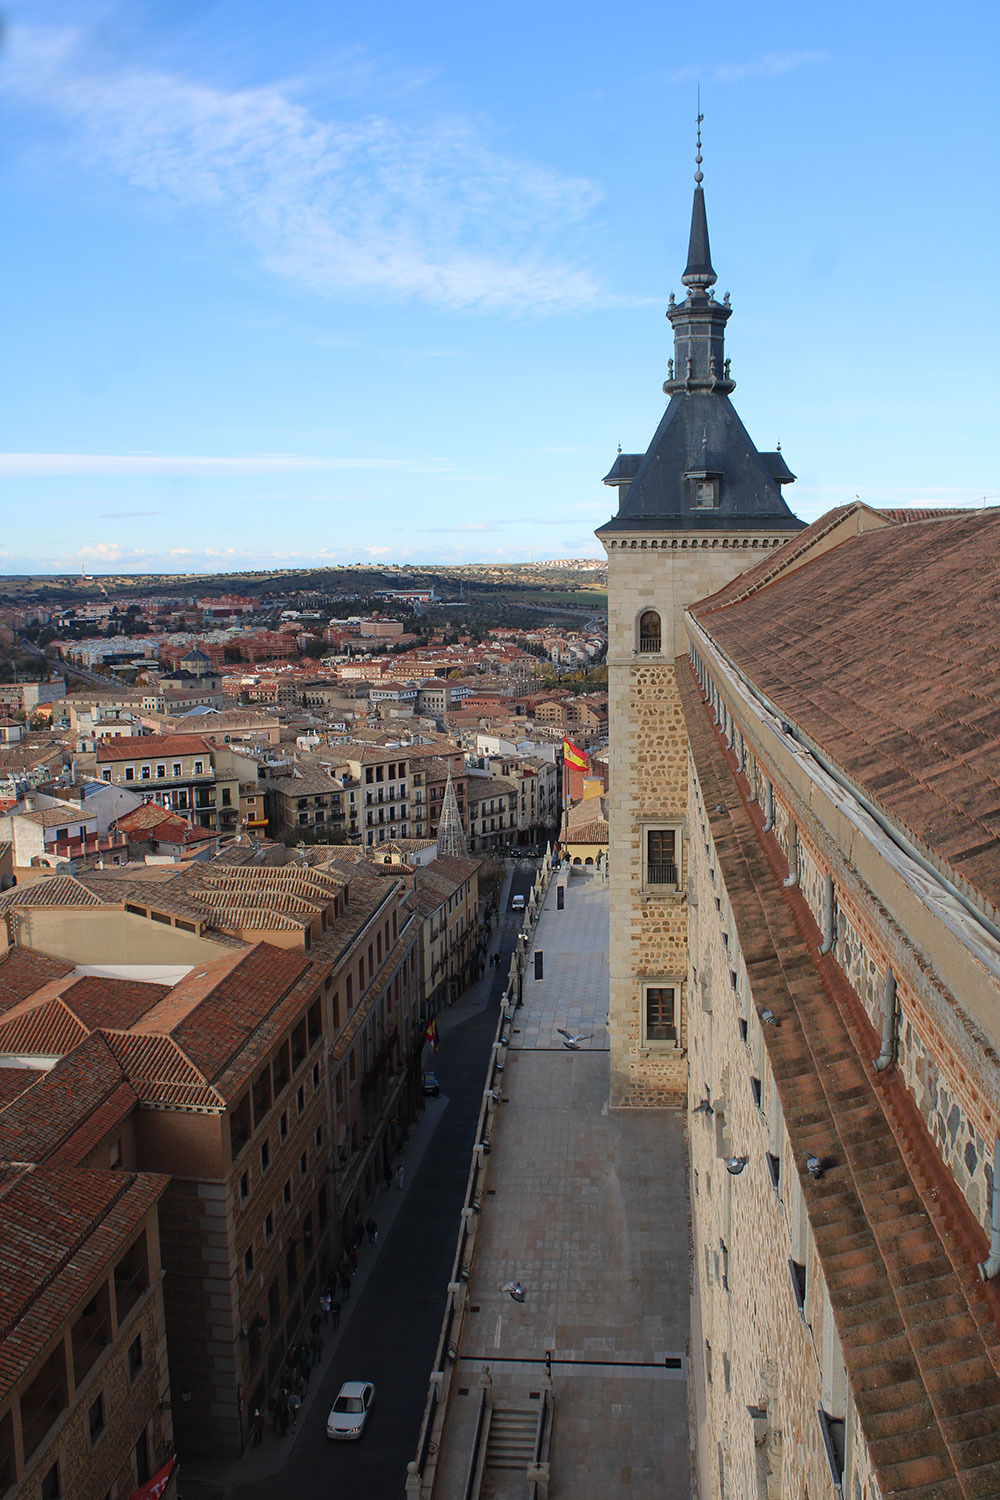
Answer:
[422,1070,440,1096]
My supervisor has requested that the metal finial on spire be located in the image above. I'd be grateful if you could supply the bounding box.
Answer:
[695,91,704,186]
[682,92,716,292]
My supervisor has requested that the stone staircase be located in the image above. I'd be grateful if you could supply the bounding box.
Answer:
[479,1407,539,1498]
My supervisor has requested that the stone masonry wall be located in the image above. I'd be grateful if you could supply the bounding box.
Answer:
[694,640,1000,1310]
[687,763,860,1500]
[604,537,778,1107]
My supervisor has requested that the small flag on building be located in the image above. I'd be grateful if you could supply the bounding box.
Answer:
[128,1457,177,1500]
[424,1018,439,1052]
[563,738,588,769]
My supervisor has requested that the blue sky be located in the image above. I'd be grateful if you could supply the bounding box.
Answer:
[0,0,997,574]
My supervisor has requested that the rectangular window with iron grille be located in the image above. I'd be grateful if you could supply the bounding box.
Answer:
[644,826,680,888]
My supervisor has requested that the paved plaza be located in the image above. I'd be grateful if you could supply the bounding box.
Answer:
[431,870,691,1500]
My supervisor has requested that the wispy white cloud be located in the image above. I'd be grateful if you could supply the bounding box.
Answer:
[4,24,605,314]
[673,51,828,84]
[0,452,448,476]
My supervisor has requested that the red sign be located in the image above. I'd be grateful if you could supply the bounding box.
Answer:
[129,1458,177,1500]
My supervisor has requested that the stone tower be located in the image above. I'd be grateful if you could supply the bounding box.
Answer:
[596,125,804,1107]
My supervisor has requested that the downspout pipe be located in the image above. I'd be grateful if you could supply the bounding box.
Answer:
[818,873,835,955]
[872,967,897,1072]
[782,821,798,887]
[762,780,773,833]
[977,1137,1000,1281]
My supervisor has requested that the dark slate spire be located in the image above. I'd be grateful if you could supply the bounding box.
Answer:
[595,117,804,538]
[681,114,716,293]
[666,116,732,398]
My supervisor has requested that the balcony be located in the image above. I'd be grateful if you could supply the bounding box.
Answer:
[647,862,678,887]
[71,1287,112,1385]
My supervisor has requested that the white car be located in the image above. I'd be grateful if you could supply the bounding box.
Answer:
[326,1380,374,1440]
[511,894,525,910]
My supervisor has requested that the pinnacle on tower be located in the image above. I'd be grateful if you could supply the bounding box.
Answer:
[436,769,468,859]
[681,111,717,293]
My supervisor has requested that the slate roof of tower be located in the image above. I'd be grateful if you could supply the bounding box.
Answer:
[597,392,805,533]
[597,163,804,537]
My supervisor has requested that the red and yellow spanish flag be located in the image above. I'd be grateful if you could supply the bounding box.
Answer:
[424,1018,439,1052]
[563,737,588,769]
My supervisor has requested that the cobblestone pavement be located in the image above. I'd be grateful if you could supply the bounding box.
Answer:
[431,871,691,1500]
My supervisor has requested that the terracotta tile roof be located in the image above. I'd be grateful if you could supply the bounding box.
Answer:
[0,950,72,1014]
[116,801,216,845]
[0,996,90,1057]
[466,777,516,802]
[564,817,609,844]
[691,507,1000,908]
[46,1081,137,1166]
[694,502,875,609]
[0,1033,131,1164]
[423,854,480,885]
[100,1030,223,1109]
[0,1068,31,1107]
[0,1164,168,1401]
[59,975,171,1031]
[678,661,1000,1500]
[96,733,210,762]
[146,944,314,1089]
[0,973,168,1061]
[73,857,348,938]
[0,875,104,909]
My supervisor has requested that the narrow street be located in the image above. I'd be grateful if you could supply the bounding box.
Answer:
[227,887,530,1500]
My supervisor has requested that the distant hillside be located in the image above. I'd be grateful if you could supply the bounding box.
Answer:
[0,560,607,608]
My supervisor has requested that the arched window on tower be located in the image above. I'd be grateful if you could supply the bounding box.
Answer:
[638,610,661,654]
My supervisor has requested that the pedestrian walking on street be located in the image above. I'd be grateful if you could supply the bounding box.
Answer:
[396,1163,405,1190]
[332,1297,341,1329]
[349,1243,360,1274]
[251,1408,264,1447]
[383,1163,393,1190]
[366,1215,378,1244]
[340,1268,351,1300]
[353,1217,365,1247]
[288,1390,301,1427]
[319,1291,331,1322]
[310,1312,320,1336]
[311,1330,324,1365]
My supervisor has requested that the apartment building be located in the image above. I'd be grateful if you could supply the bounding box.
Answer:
[263,766,346,842]
[0,976,173,1500]
[84,735,260,833]
[408,855,481,1016]
[328,745,430,846]
[0,846,423,1460]
[465,778,517,853]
